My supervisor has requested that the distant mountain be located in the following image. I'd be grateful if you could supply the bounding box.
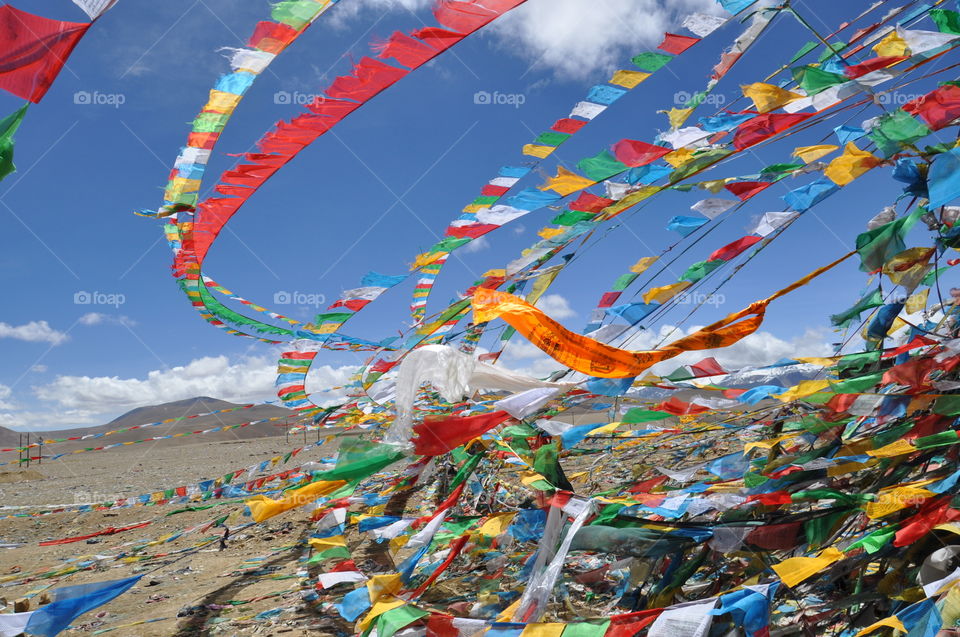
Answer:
[2,396,300,452]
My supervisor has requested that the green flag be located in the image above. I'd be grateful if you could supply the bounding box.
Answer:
[931,9,960,35]
[830,289,884,327]
[855,206,924,272]
[0,104,28,183]
[577,149,627,181]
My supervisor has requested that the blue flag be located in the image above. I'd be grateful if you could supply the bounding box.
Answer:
[25,576,142,637]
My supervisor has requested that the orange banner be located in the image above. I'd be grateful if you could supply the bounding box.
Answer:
[472,252,853,378]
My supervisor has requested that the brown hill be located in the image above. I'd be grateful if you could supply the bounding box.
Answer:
[5,397,305,454]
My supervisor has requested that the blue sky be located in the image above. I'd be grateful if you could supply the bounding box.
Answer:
[0,0,953,430]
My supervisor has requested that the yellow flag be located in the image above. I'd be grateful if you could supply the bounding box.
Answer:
[538,227,565,240]
[477,512,517,537]
[308,535,347,551]
[853,616,906,636]
[610,70,650,88]
[873,29,909,56]
[865,486,934,519]
[906,288,929,314]
[412,251,446,269]
[542,165,594,196]
[882,247,934,287]
[523,144,554,159]
[792,144,838,164]
[245,479,347,523]
[777,379,830,402]
[643,281,692,304]
[600,186,661,218]
[519,624,567,637]
[666,107,694,128]
[357,597,406,632]
[367,573,402,601]
[700,179,730,193]
[205,89,242,112]
[664,147,694,168]
[742,82,804,113]
[631,256,659,274]
[866,438,916,458]
[825,143,881,186]
[771,547,844,587]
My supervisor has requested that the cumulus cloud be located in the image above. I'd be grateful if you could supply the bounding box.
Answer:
[487,0,721,78]
[0,321,69,346]
[333,0,721,78]
[79,312,136,327]
[463,236,491,253]
[0,384,15,410]
[535,293,576,319]
[32,355,359,415]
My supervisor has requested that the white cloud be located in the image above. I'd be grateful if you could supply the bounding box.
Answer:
[0,384,14,410]
[331,0,721,78]
[463,236,491,253]
[0,321,69,346]
[32,355,359,415]
[535,293,576,319]
[79,312,136,327]
[30,365,47,373]
[488,0,720,78]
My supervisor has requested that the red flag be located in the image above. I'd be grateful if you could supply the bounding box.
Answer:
[446,223,498,239]
[375,31,439,68]
[413,410,511,456]
[433,1,498,33]
[327,57,409,102]
[606,609,664,637]
[658,397,710,415]
[690,357,726,377]
[412,27,465,51]
[249,21,298,53]
[733,113,813,150]
[843,55,907,79]
[725,181,772,201]
[568,192,614,212]
[709,235,763,261]
[612,139,672,167]
[480,184,510,197]
[552,118,587,134]
[657,33,700,55]
[903,84,960,130]
[0,6,89,102]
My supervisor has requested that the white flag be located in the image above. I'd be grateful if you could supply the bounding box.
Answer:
[72,0,119,19]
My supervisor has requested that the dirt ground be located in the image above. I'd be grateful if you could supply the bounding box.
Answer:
[0,433,345,636]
